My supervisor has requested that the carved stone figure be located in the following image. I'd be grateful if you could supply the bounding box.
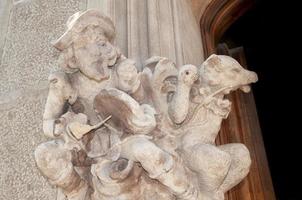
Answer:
[35,9,258,200]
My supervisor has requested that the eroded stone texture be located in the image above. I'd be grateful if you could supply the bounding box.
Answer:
[0,0,84,199]
[0,0,12,63]
[0,0,82,95]
[34,10,257,200]
[0,90,57,200]
[87,0,204,71]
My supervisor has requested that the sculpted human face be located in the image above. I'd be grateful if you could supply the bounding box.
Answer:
[73,26,118,81]
[116,60,140,93]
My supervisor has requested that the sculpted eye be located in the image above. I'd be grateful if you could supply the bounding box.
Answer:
[99,41,106,47]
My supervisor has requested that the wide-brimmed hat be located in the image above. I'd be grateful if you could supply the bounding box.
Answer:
[52,9,116,51]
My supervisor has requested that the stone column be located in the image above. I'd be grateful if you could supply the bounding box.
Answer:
[0,0,86,199]
[87,0,204,70]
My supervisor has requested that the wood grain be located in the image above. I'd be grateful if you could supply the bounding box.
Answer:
[220,46,275,200]
[200,0,253,56]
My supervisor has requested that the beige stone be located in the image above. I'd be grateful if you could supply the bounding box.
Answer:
[0,1,257,199]
[87,0,204,70]
[0,0,12,64]
[34,10,257,200]
[0,0,85,199]
[0,89,57,200]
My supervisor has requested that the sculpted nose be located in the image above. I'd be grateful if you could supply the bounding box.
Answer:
[248,71,258,83]
[105,42,114,54]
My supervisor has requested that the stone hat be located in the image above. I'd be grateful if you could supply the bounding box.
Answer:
[52,9,116,51]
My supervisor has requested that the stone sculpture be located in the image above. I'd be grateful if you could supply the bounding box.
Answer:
[34,9,258,200]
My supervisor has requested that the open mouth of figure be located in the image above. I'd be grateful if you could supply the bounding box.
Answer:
[85,60,110,81]
[240,85,251,93]
[221,84,251,95]
[107,52,118,66]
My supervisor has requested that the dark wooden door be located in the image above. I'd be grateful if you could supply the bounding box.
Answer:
[200,1,276,199]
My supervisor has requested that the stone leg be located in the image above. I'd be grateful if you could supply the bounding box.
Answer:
[217,143,251,193]
[119,136,198,199]
[34,140,89,200]
[181,143,232,193]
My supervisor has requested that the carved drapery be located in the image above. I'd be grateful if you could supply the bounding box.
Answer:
[87,0,204,70]
[34,7,258,200]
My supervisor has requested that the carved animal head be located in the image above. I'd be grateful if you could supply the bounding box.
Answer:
[178,64,199,86]
[199,54,258,94]
[54,9,120,81]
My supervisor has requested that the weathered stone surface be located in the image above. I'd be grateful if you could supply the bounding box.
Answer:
[87,0,204,70]
[33,10,256,200]
[0,1,256,199]
[0,89,57,200]
[0,0,84,199]
[0,0,82,95]
[0,0,12,64]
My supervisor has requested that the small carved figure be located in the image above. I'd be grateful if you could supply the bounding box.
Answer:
[168,64,199,124]
[115,59,141,94]
[35,9,258,200]
[178,54,257,198]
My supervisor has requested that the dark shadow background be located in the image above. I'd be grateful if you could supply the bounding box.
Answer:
[220,0,300,199]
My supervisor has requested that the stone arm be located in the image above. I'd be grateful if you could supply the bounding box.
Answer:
[94,88,156,135]
[43,71,77,138]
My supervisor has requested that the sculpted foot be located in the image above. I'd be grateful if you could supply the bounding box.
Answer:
[34,140,89,200]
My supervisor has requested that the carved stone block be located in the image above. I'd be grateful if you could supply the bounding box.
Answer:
[35,9,257,200]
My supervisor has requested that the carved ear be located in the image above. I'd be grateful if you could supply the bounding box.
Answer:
[49,77,58,84]
[206,54,223,72]
[58,46,79,73]
[67,56,78,70]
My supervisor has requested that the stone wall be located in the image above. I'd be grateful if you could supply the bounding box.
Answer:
[0,0,85,199]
